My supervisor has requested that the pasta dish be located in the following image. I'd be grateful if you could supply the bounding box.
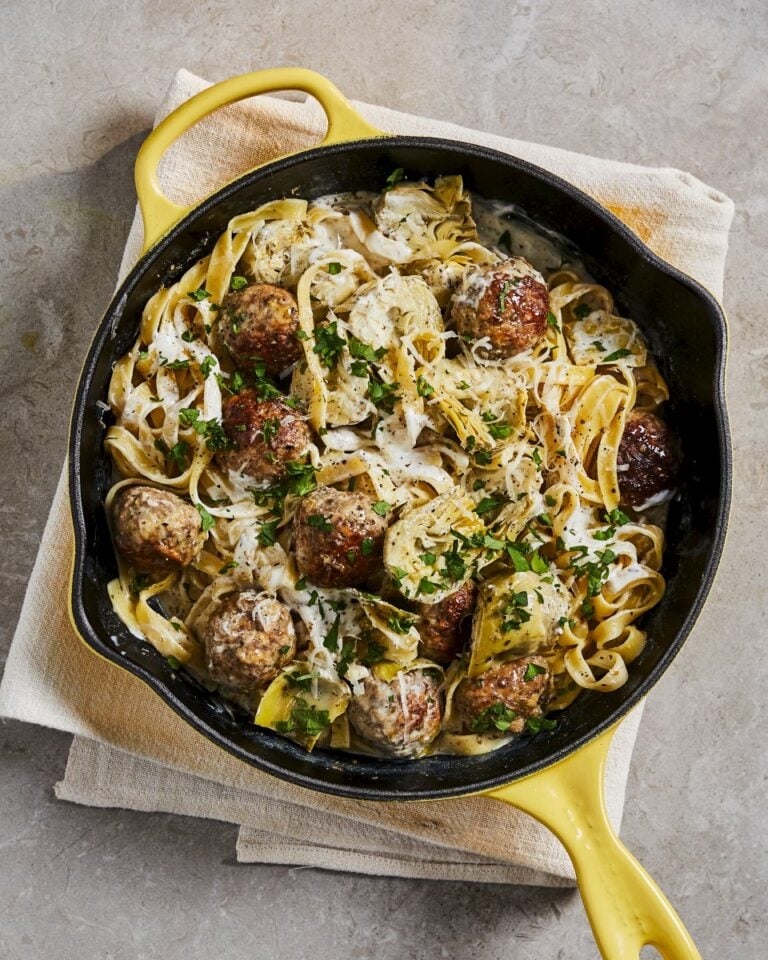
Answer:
[103,173,679,758]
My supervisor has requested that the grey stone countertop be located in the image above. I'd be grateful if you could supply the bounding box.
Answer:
[1,2,766,958]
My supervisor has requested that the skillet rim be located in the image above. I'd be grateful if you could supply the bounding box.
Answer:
[68,135,732,800]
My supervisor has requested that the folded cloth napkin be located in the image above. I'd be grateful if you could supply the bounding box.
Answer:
[0,69,734,886]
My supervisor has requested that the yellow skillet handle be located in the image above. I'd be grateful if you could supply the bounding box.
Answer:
[134,67,384,254]
[489,723,701,960]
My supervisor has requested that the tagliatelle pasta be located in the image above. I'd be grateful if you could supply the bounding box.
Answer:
[104,175,674,758]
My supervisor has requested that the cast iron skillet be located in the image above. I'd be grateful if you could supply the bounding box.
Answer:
[68,69,729,959]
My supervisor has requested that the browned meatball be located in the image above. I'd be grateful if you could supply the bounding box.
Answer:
[219,283,303,375]
[617,410,680,509]
[216,390,311,481]
[454,656,551,736]
[112,485,205,574]
[203,590,295,691]
[450,257,549,359]
[415,581,477,664]
[348,670,442,758]
[293,485,388,588]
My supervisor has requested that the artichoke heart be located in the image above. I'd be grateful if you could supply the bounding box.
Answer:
[469,571,569,676]
[358,595,420,665]
[565,311,647,367]
[384,488,486,603]
[255,664,350,750]
[373,175,477,259]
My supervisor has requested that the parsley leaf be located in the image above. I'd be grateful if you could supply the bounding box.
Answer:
[313,321,346,369]
[307,514,333,532]
[195,503,215,533]
[602,348,632,362]
[383,167,405,191]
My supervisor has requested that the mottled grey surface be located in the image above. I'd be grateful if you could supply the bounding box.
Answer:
[1,1,766,958]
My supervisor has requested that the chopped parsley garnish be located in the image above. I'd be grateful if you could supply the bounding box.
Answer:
[261,417,280,446]
[313,321,347,369]
[181,329,198,343]
[602,348,632,362]
[488,421,512,440]
[416,376,435,399]
[188,287,211,302]
[307,514,333,532]
[323,614,341,651]
[361,538,376,557]
[474,496,504,516]
[546,311,560,331]
[275,698,331,738]
[337,638,356,677]
[372,500,391,516]
[178,408,232,451]
[166,656,181,670]
[348,336,386,363]
[215,370,245,395]
[525,716,557,734]
[574,303,591,319]
[417,577,440,595]
[470,702,518,734]
[257,518,280,545]
[500,590,531,632]
[195,503,215,533]
[294,576,307,590]
[218,561,238,574]
[367,377,400,413]
[498,280,512,314]
[387,614,416,634]
[442,544,466,582]
[475,449,493,466]
[160,357,190,371]
[129,573,150,595]
[523,662,546,681]
[360,639,386,666]
[284,671,321,689]
[383,167,405,191]
[199,355,216,379]
[155,438,190,469]
[230,275,248,290]
[327,262,342,275]
[419,551,437,565]
[531,448,543,468]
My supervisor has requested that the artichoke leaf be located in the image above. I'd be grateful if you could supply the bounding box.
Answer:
[255,663,350,750]
[469,570,569,677]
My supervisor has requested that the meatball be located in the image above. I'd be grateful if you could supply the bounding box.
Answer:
[415,581,477,664]
[219,282,303,375]
[454,656,551,736]
[216,390,311,481]
[617,410,680,509]
[450,257,549,359]
[112,485,205,574]
[203,590,295,691]
[348,670,443,758]
[293,485,388,588]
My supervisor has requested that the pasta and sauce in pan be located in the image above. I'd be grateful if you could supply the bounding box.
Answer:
[103,173,679,758]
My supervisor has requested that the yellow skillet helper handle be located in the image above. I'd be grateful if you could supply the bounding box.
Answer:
[134,67,384,254]
[489,722,701,960]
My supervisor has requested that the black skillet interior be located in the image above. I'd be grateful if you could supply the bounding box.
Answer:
[69,138,731,800]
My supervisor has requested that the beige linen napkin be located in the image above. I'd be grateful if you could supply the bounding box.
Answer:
[0,69,733,885]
